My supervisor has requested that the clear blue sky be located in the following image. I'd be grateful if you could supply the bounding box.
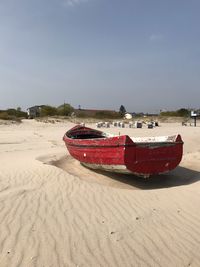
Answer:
[0,0,200,112]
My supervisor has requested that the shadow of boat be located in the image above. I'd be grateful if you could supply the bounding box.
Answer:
[89,166,200,190]
[51,155,200,190]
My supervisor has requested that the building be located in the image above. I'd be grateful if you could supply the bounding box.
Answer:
[27,105,45,118]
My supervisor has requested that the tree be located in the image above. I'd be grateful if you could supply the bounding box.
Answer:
[176,108,190,117]
[40,105,58,117]
[119,105,126,115]
[57,103,74,116]
[160,108,190,117]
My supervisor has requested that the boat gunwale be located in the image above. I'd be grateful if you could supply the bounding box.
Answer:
[63,133,183,148]
[64,126,183,144]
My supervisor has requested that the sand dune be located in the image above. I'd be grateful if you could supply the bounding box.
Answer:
[0,119,200,266]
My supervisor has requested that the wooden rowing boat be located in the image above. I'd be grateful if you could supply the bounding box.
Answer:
[63,125,183,178]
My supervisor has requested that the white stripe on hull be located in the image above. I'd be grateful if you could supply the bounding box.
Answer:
[81,162,150,178]
[81,162,132,174]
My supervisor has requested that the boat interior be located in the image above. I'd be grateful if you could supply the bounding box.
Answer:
[67,128,106,139]
[66,126,179,144]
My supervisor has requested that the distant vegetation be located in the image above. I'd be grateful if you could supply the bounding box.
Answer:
[36,105,123,120]
[0,105,196,122]
[39,104,74,117]
[29,104,74,118]
[75,108,122,119]
[160,108,191,117]
[57,104,74,116]
[95,111,122,119]
[0,107,27,121]
[40,105,58,117]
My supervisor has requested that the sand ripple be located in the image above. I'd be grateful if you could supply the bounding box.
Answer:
[0,120,200,266]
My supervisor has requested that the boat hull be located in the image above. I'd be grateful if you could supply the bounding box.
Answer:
[63,126,183,177]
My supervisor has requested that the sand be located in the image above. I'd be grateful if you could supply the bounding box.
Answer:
[0,119,200,267]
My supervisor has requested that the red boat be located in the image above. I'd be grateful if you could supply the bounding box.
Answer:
[63,125,183,178]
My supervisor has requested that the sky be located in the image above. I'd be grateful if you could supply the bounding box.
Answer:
[0,0,200,113]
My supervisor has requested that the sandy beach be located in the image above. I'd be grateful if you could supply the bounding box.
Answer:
[0,119,200,267]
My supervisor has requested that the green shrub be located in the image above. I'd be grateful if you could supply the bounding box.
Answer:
[5,108,27,118]
[160,108,190,117]
[176,108,190,117]
[40,105,58,117]
[0,112,10,120]
[57,104,74,116]
[95,111,122,119]
[0,112,22,122]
